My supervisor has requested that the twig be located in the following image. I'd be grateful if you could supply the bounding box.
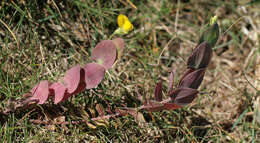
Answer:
[126,0,137,9]
[91,112,124,121]
[223,16,245,36]
[156,36,176,66]
[175,0,180,33]
[243,71,259,92]
[0,19,19,48]
[51,0,62,18]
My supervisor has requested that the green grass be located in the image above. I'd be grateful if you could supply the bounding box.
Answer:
[1,0,260,142]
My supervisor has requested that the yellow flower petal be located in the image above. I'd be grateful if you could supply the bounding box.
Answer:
[117,14,129,28]
[122,20,133,33]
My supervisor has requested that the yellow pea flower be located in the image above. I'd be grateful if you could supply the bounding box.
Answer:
[210,15,218,26]
[114,14,133,35]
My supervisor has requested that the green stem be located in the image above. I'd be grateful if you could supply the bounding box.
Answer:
[109,32,116,40]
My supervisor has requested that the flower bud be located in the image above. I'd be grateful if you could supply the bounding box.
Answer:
[199,21,219,48]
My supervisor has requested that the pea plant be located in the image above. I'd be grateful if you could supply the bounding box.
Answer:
[140,16,220,111]
[91,17,220,121]
[2,15,219,124]
[23,38,124,105]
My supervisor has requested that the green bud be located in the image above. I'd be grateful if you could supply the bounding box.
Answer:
[199,16,219,48]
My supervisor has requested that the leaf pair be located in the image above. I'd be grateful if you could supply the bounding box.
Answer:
[26,38,124,104]
[142,69,198,112]
[142,42,215,111]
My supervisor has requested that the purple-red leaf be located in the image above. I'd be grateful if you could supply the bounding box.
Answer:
[68,68,86,95]
[163,103,181,110]
[91,40,117,69]
[64,65,81,94]
[154,82,162,101]
[178,68,194,87]
[30,80,49,104]
[178,68,205,89]
[170,87,198,106]
[167,69,176,94]
[187,42,212,69]
[84,63,106,89]
[112,38,124,55]
[49,82,67,104]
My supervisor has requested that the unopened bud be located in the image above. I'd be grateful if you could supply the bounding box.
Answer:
[199,16,219,48]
